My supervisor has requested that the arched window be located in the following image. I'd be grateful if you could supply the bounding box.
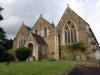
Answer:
[64,21,77,44]
[19,32,26,47]
[44,27,47,36]
[35,29,38,35]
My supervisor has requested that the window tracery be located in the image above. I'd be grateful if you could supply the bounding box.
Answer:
[64,21,77,44]
[19,32,26,47]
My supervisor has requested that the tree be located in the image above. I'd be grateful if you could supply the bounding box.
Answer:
[0,27,6,45]
[3,39,13,50]
[0,7,6,45]
[15,47,30,61]
[0,7,13,50]
[0,15,3,21]
[0,7,3,21]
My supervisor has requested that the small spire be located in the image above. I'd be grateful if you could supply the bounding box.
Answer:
[22,21,24,25]
[52,21,54,24]
[67,3,70,8]
[67,4,69,6]
[51,21,55,27]
[40,14,42,18]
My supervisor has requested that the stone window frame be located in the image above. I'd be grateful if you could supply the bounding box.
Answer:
[62,20,78,44]
[34,29,38,35]
[42,26,49,37]
[18,32,26,47]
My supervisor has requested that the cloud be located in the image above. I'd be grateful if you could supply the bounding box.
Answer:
[0,0,100,44]
[0,0,15,6]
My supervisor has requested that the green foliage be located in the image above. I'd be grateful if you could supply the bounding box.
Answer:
[0,48,14,62]
[1,51,9,61]
[0,7,3,21]
[3,39,13,50]
[7,49,14,61]
[62,42,86,60]
[0,27,13,50]
[15,47,30,61]
[0,15,3,21]
[0,7,13,51]
[72,42,86,52]
[0,45,5,61]
[67,42,86,52]
[0,27,6,45]
[0,45,4,50]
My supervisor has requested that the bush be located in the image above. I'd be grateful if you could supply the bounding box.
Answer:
[0,49,14,62]
[1,51,9,61]
[7,49,14,61]
[15,47,30,61]
[0,45,5,61]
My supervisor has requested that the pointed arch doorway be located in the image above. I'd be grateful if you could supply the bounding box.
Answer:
[27,43,36,61]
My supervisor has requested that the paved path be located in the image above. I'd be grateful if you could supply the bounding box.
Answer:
[68,66,100,75]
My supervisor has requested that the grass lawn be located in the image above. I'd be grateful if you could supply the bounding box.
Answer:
[0,61,74,75]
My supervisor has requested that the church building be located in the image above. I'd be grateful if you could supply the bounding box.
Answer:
[12,5,99,61]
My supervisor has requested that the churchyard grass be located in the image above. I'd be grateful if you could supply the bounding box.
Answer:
[0,61,74,75]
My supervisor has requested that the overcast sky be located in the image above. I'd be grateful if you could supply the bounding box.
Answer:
[0,0,100,44]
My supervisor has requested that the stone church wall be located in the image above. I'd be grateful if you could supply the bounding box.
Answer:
[43,35,56,59]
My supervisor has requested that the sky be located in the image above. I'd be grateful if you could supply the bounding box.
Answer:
[0,0,100,44]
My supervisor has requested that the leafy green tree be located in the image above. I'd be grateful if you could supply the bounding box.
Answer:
[0,27,6,45]
[0,7,3,21]
[0,7,6,45]
[15,47,30,61]
[0,15,3,21]
[3,39,13,50]
[0,7,13,50]
[0,7,14,61]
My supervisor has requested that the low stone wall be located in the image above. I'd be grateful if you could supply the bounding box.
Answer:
[68,61,100,67]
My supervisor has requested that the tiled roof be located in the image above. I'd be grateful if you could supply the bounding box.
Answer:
[31,33,47,46]
[24,25,31,31]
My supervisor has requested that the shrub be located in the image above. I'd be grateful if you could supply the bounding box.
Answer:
[7,49,14,61]
[1,51,9,61]
[15,47,30,61]
[0,45,5,61]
